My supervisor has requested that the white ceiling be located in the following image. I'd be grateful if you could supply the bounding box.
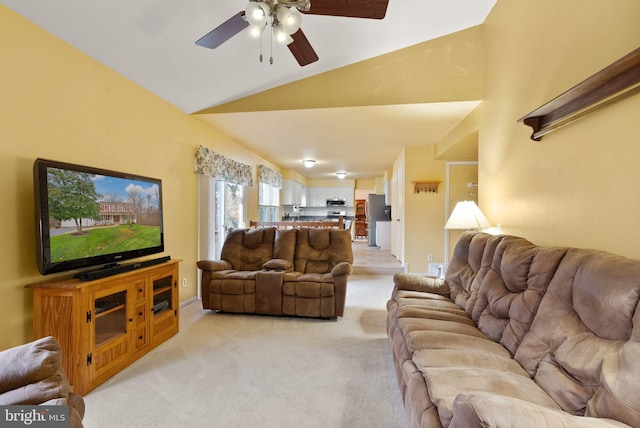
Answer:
[2,0,496,179]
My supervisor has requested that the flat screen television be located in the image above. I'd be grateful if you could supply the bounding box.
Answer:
[33,158,164,275]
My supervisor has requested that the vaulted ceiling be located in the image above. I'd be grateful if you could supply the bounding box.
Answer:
[1,0,496,179]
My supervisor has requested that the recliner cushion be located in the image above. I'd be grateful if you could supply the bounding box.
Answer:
[220,227,276,270]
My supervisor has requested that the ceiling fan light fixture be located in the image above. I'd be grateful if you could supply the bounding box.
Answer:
[303,159,316,168]
[248,24,265,38]
[277,6,302,35]
[273,24,293,45]
[245,2,269,27]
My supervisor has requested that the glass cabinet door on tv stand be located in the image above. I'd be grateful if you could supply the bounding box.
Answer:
[89,283,132,383]
[28,259,181,395]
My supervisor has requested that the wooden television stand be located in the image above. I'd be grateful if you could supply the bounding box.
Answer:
[27,259,181,395]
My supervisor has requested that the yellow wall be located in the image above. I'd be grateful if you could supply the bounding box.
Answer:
[0,7,276,349]
[280,169,308,187]
[401,146,447,272]
[481,0,640,256]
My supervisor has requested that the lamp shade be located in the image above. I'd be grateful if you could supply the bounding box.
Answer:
[444,201,492,230]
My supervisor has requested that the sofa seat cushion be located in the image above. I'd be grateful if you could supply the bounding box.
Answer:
[209,271,258,295]
[413,349,529,376]
[208,269,238,280]
[283,271,334,283]
[399,318,489,340]
[283,280,334,298]
[395,289,453,301]
[396,292,462,306]
[395,307,476,326]
[423,366,561,427]
[406,330,513,358]
[450,394,631,428]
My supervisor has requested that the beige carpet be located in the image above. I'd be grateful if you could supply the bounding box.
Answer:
[82,274,409,428]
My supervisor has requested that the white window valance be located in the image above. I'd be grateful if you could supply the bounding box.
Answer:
[194,145,253,186]
[258,165,282,189]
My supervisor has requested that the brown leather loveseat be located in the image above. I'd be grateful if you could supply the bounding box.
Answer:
[387,231,640,428]
[197,227,353,319]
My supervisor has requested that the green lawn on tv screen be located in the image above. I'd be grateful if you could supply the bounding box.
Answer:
[50,224,161,262]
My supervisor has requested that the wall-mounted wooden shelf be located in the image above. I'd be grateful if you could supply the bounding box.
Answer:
[413,181,441,194]
[518,47,640,141]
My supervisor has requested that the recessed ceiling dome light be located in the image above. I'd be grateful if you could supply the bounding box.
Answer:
[303,160,316,168]
[336,172,347,179]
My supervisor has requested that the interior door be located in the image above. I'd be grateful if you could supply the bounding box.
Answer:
[391,166,404,262]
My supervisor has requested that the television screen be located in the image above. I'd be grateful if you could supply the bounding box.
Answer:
[34,158,164,275]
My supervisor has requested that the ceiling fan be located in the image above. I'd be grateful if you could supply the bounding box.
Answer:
[195,0,389,66]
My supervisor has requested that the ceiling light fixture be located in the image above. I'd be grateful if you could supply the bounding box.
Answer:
[245,0,306,64]
[336,172,347,179]
[303,159,316,168]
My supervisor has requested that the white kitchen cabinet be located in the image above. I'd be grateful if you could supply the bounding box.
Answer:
[282,180,305,206]
[281,180,293,205]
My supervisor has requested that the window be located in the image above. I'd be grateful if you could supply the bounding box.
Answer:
[197,176,246,264]
[215,180,245,257]
[259,181,279,222]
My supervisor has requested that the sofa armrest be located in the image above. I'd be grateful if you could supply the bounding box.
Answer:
[393,273,449,296]
[197,260,232,271]
[450,393,632,428]
[331,262,352,277]
[263,258,293,272]
[0,336,61,393]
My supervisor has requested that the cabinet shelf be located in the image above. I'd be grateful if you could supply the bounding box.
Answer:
[153,286,172,296]
[95,329,126,348]
[94,304,124,319]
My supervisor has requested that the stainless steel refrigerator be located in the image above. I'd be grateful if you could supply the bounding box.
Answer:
[367,194,386,246]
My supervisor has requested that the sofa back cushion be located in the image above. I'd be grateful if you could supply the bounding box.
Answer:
[446,232,504,313]
[273,228,297,262]
[220,227,276,270]
[294,228,353,274]
[515,248,640,424]
[473,237,567,354]
[447,232,568,356]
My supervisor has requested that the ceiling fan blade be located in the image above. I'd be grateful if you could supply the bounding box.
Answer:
[195,11,248,49]
[288,29,319,67]
[303,0,389,19]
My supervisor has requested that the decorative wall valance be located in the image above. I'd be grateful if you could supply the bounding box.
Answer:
[194,145,253,186]
[258,165,282,189]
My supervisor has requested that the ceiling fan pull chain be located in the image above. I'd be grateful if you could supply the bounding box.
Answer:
[259,26,264,63]
[270,23,274,65]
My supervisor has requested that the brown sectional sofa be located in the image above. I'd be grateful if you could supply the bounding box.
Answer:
[387,231,640,427]
[197,226,353,319]
[0,336,85,428]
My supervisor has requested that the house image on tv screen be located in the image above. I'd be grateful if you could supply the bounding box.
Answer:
[58,201,136,228]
